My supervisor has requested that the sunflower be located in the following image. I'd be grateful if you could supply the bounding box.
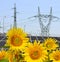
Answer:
[44,38,58,50]
[8,53,14,62]
[25,40,47,62]
[7,49,25,62]
[6,28,29,50]
[6,49,15,62]
[50,50,60,62]
[0,49,6,60]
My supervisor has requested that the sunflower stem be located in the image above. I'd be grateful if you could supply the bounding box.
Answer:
[47,50,51,61]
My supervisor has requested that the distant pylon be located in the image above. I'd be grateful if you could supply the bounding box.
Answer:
[13,3,17,28]
[3,16,6,33]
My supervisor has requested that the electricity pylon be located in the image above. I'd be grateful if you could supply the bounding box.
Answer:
[3,16,6,33]
[28,6,59,37]
[37,7,59,36]
[13,3,17,28]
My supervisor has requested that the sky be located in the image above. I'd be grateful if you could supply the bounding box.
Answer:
[0,0,60,36]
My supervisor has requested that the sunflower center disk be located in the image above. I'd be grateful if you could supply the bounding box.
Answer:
[15,38,19,44]
[54,55,60,61]
[46,42,52,48]
[30,50,40,60]
[11,36,22,46]
[47,44,51,48]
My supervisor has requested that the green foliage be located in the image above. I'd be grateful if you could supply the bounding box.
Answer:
[0,59,9,62]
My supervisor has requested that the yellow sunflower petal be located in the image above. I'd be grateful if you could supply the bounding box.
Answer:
[25,40,47,62]
[6,28,29,51]
[44,38,58,50]
[0,50,7,60]
[50,50,60,62]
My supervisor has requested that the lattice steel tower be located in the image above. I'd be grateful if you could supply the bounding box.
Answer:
[38,7,59,36]
[31,7,59,36]
[13,3,17,28]
[38,7,52,36]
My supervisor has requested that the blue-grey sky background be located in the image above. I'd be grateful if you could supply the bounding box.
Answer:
[0,0,60,36]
